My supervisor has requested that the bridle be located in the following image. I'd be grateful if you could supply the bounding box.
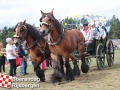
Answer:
[40,14,64,46]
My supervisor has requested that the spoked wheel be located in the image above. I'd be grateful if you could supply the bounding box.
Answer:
[106,40,114,67]
[96,44,105,70]
[85,57,91,67]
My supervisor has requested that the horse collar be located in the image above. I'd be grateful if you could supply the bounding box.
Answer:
[25,40,37,50]
[47,34,62,45]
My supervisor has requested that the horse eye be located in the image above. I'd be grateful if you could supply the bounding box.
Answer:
[49,19,52,22]
[40,18,42,22]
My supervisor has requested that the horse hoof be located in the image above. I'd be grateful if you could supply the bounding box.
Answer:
[40,78,45,82]
[52,82,60,86]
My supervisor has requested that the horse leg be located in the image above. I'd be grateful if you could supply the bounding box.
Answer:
[64,54,74,81]
[51,56,62,85]
[78,44,89,73]
[59,56,65,77]
[33,61,45,82]
[69,53,80,76]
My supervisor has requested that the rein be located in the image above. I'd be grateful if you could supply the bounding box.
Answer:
[37,41,50,54]
[25,39,50,54]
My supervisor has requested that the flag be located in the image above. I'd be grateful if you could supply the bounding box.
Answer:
[0,74,12,88]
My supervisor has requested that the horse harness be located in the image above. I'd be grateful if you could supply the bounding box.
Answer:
[17,23,50,58]
[24,36,50,55]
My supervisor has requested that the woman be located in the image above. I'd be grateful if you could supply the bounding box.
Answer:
[6,38,18,76]
[0,42,6,74]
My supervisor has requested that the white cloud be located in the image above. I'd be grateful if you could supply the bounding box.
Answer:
[0,0,120,29]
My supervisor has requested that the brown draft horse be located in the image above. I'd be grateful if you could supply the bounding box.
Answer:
[13,21,51,81]
[39,9,89,82]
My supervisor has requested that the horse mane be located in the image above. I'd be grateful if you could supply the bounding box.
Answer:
[53,16,64,35]
[41,13,64,35]
[25,23,45,42]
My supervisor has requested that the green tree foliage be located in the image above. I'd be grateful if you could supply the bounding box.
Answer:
[109,15,120,39]
[63,17,89,30]
[0,26,14,47]
[63,17,80,29]
[80,18,88,24]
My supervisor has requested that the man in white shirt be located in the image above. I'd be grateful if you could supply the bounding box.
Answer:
[6,38,18,76]
[82,23,94,54]
[97,22,107,39]
[89,22,100,40]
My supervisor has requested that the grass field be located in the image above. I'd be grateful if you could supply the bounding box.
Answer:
[0,50,120,90]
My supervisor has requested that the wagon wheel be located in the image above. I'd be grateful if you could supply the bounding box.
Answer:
[106,40,114,67]
[85,57,91,67]
[96,44,105,70]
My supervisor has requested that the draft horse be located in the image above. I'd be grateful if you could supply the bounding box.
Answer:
[14,20,51,81]
[39,9,89,82]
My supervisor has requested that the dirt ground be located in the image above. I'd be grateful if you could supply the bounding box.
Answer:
[0,50,120,90]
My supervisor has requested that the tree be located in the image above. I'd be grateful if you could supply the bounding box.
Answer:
[63,17,80,29]
[109,15,120,39]
[80,18,88,24]
[63,16,89,30]
[0,26,14,46]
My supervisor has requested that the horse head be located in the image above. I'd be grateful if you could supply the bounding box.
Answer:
[14,20,28,41]
[39,9,56,37]
[14,20,29,47]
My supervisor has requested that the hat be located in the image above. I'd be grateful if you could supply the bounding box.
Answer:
[6,38,12,43]
[83,24,88,26]
[79,23,83,27]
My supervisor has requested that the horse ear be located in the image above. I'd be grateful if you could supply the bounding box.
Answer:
[40,10,45,16]
[22,20,26,25]
[50,8,54,15]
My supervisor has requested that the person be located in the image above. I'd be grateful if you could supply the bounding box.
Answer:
[6,38,18,76]
[89,21,99,39]
[97,22,107,39]
[82,23,94,54]
[119,43,120,49]
[0,42,6,74]
[18,44,26,75]
[79,23,84,31]
[24,49,28,74]
[13,35,28,75]
[46,59,52,68]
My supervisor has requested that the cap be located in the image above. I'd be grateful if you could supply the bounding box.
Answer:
[79,23,83,27]
[6,38,12,43]
[83,24,88,26]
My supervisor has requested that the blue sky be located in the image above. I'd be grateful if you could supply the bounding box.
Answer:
[0,0,120,29]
